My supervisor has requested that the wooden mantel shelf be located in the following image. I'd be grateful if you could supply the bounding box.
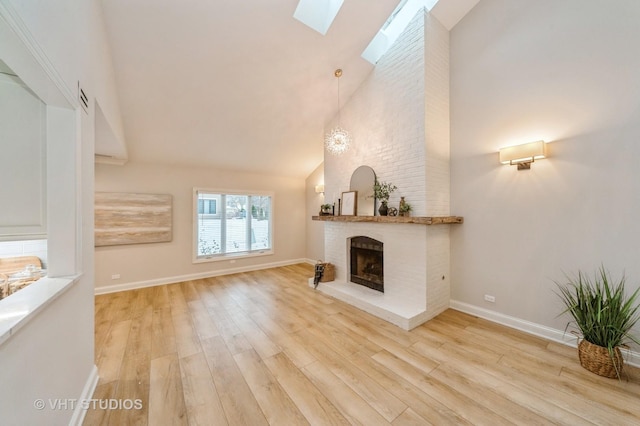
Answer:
[312,215,463,225]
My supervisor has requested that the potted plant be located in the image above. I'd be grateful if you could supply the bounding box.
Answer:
[556,266,640,378]
[399,201,412,217]
[373,181,397,216]
[320,203,333,216]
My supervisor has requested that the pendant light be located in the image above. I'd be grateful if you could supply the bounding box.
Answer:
[325,69,351,155]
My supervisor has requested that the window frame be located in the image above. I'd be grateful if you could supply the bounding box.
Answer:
[192,188,274,263]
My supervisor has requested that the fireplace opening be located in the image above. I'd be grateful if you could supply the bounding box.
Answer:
[350,236,383,292]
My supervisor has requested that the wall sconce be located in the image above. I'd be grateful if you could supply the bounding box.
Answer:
[499,140,547,170]
[315,184,325,194]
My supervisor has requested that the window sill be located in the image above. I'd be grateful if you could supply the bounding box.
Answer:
[193,249,274,264]
[0,275,80,346]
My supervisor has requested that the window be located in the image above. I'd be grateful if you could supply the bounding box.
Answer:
[197,196,218,215]
[194,189,273,261]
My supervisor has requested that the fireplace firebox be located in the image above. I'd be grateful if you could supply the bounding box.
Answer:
[350,236,383,292]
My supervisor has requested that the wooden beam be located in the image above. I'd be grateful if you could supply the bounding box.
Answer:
[311,216,463,225]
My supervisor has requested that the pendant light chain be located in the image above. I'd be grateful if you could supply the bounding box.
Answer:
[337,69,342,125]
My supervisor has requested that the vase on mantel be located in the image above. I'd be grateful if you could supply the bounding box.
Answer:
[378,201,388,216]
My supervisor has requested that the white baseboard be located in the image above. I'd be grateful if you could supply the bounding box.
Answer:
[450,300,640,368]
[69,364,99,426]
[94,258,309,295]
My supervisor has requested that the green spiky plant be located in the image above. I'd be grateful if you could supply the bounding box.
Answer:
[556,266,640,376]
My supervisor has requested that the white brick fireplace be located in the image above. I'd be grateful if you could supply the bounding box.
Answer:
[315,221,450,330]
[313,10,454,330]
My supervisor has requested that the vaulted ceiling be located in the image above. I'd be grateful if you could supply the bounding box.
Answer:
[100,0,478,178]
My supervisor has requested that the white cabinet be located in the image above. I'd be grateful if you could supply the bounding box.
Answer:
[0,71,46,240]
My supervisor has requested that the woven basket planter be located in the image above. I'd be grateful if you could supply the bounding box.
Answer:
[318,263,335,282]
[578,339,623,379]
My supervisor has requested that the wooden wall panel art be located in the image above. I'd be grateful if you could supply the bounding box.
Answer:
[95,192,172,247]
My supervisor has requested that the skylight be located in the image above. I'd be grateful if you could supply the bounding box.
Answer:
[293,0,345,36]
[362,0,440,64]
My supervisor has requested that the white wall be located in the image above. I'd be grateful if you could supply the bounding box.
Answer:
[90,1,127,159]
[0,74,46,239]
[0,0,124,423]
[305,162,325,261]
[95,162,307,290]
[424,12,450,217]
[450,0,640,343]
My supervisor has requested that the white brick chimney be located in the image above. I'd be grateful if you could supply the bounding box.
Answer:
[316,10,451,330]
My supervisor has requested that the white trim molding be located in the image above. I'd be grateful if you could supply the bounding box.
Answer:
[94,258,309,295]
[450,300,640,368]
[69,365,99,426]
[0,1,77,108]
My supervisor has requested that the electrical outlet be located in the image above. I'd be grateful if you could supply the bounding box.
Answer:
[111,274,121,280]
[484,294,496,303]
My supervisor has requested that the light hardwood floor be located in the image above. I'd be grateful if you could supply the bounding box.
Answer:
[85,264,640,425]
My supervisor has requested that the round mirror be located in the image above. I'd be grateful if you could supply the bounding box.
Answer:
[349,166,376,216]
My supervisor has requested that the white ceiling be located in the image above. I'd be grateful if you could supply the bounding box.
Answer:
[100,0,402,178]
[100,0,479,178]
